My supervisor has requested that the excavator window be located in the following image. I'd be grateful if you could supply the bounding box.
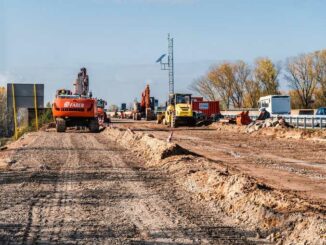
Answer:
[97,100,106,108]
[56,89,72,97]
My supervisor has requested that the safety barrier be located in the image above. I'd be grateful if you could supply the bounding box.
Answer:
[248,115,326,129]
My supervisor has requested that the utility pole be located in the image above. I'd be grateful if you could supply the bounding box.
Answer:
[156,33,175,97]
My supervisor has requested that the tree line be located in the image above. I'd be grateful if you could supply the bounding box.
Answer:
[190,49,326,109]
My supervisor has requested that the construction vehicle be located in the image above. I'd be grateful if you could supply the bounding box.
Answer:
[132,85,156,121]
[162,93,196,128]
[52,67,99,133]
[258,95,291,115]
[97,99,110,126]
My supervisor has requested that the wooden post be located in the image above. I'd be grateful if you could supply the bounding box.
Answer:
[11,83,18,140]
[34,84,39,131]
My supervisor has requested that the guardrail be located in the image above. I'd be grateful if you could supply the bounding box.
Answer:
[226,114,326,129]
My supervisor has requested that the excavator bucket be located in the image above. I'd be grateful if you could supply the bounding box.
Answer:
[236,111,252,126]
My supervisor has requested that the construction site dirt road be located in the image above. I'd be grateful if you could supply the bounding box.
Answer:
[0,130,258,244]
[117,120,326,203]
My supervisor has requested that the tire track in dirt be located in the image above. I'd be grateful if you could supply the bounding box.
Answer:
[1,131,254,244]
[21,133,73,244]
[92,133,252,244]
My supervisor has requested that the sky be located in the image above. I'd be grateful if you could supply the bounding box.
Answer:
[0,0,326,106]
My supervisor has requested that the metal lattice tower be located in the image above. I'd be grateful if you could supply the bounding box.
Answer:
[167,34,174,95]
[156,33,175,96]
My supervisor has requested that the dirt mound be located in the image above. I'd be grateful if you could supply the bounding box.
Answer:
[104,127,190,164]
[211,121,326,142]
[210,122,246,133]
[252,127,326,141]
[105,127,326,244]
[184,169,325,243]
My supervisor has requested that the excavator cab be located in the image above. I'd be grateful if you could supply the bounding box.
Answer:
[97,99,109,125]
[97,99,107,109]
[163,93,195,128]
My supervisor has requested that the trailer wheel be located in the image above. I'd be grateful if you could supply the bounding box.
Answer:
[56,118,66,133]
[89,119,99,133]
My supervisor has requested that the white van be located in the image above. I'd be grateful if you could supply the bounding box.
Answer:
[258,95,291,115]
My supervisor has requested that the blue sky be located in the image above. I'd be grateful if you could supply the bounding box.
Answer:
[0,0,326,106]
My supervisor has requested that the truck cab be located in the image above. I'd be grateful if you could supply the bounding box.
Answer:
[258,95,291,115]
[164,93,195,127]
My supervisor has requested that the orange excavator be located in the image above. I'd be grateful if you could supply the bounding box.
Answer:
[52,68,99,132]
[133,84,155,121]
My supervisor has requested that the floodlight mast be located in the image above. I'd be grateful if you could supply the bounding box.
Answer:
[156,33,175,96]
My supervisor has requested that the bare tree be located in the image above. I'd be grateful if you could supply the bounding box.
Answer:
[232,61,250,108]
[285,53,318,109]
[254,58,280,95]
[243,79,261,108]
[206,61,251,108]
[314,49,326,97]
[208,63,234,109]
[189,76,218,101]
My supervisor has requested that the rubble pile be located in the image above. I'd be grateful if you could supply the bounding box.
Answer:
[246,117,294,133]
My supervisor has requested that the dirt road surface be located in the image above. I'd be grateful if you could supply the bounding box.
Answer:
[0,131,255,244]
[114,120,326,203]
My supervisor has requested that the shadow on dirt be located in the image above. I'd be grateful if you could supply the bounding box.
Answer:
[0,169,167,185]
[0,223,262,244]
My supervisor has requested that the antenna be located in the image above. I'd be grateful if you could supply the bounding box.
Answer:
[156,33,175,96]
[156,54,166,63]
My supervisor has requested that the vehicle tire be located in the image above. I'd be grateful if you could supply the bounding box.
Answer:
[89,119,99,133]
[104,113,110,123]
[56,118,66,133]
[190,117,197,126]
[157,114,164,124]
[171,114,177,128]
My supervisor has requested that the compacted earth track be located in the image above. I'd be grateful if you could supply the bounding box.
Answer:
[115,120,326,203]
[0,131,255,244]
